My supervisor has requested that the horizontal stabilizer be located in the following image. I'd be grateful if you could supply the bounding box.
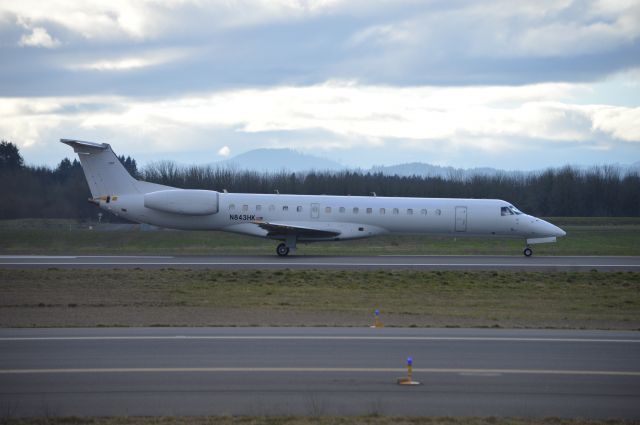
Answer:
[61,139,109,153]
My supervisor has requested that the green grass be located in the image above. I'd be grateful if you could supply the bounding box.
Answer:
[543,217,640,226]
[0,218,639,256]
[0,417,637,425]
[2,269,638,329]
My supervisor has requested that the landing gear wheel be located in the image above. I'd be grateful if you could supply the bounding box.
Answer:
[523,247,533,257]
[276,243,290,257]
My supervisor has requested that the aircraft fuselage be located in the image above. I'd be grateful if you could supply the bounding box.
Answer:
[101,192,565,243]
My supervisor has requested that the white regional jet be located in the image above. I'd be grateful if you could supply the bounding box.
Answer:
[62,139,566,257]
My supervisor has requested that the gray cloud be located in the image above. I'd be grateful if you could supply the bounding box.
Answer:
[1,0,638,169]
[1,0,639,97]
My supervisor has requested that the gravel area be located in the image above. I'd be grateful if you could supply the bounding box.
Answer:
[2,305,637,329]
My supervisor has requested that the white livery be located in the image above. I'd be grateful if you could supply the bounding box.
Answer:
[62,139,566,257]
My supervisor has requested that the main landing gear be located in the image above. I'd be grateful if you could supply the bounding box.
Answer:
[276,243,290,257]
[523,246,533,257]
[276,235,297,257]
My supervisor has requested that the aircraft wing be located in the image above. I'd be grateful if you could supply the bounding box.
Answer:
[253,221,341,239]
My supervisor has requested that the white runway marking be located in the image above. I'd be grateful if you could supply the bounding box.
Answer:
[378,255,639,258]
[1,262,639,268]
[77,256,176,258]
[1,255,634,259]
[0,256,174,259]
[0,256,77,259]
[1,367,638,377]
[2,336,638,343]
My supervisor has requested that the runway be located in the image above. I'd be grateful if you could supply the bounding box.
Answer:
[1,327,639,418]
[1,254,640,271]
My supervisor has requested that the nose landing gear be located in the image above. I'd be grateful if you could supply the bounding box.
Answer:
[523,246,533,257]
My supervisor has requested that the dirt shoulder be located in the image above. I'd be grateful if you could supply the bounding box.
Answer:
[3,306,635,330]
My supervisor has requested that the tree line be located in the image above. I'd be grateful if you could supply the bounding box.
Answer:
[1,140,638,220]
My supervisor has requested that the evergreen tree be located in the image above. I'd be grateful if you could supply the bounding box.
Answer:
[0,140,639,219]
[118,155,139,178]
[0,140,24,169]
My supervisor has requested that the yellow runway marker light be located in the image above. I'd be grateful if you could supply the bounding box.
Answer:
[370,309,384,328]
[397,356,421,385]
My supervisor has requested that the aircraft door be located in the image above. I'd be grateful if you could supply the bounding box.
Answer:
[455,206,467,232]
[311,203,320,219]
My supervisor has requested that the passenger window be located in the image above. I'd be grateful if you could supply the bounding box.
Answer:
[242,205,248,212]
[283,206,289,211]
[339,207,345,213]
[269,205,275,212]
[436,209,441,216]
[229,204,236,211]
[393,208,399,215]
[325,206,332,213]
[366,208,372,214]
[421,209,427,215]
[297,206,303,212]
[256,205,262,211]
[353,207,359,214]
[407,208,413,215]
[380,208,386,215]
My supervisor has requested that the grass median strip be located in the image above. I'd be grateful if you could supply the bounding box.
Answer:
[1,269,638,329]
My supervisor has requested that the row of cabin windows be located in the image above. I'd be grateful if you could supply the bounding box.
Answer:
[229,204,442,216]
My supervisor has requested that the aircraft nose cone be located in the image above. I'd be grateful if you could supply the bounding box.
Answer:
[531,217,566,237]
[546,222,566,237]
[554,225,566,237]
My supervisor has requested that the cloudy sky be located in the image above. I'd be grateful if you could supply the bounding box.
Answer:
[1,0,639,169]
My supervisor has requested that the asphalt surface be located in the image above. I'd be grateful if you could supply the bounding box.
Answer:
[1,327,639,418]
[1,254,640,271]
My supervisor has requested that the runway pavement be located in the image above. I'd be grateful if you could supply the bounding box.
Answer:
[1,327,639,418]
[1,254,640,271]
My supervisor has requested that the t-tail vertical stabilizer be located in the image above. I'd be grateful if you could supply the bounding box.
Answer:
[60,138,172,199]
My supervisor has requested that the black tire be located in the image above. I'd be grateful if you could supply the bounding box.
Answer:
[523,247,533,257]
[276,243,290,257]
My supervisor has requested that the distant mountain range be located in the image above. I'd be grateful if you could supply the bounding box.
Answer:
[216,148,343,172]
[215,148,640,177]
[370,163,506,178]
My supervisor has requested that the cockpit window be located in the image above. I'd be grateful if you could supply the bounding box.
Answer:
[508,205,523,215]
[501,205,523,216]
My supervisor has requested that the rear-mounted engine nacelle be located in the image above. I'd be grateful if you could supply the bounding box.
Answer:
[144,189,219,215]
